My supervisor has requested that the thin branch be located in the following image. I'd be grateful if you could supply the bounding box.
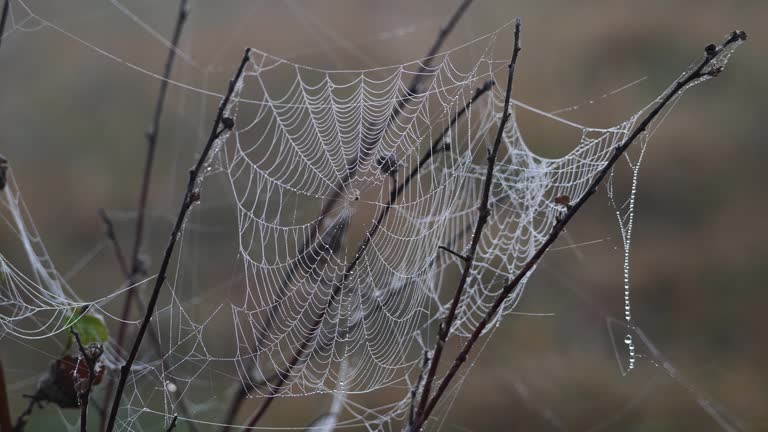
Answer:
[0,0,10,49]
[98,209,130,278]
[70,328,104,432]
[412,30,747,430]
[12,396,40,432]
[99,206,199,432]
[408,350,430,426]
[101,2,189,430]
[166,415,178,432]
[130,0,189,275]
[437,245,468,262]
[104,47,251,432]
[413,18,522,427]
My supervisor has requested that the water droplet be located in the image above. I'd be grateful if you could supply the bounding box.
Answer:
[624,335,632,345]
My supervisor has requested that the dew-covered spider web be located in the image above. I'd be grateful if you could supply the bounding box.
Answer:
[0,0,747,430]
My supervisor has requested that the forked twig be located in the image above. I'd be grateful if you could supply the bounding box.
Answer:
[70,328,104,432]
[411,30,747,430]
[413,17,522,427]
[103,47,252,432]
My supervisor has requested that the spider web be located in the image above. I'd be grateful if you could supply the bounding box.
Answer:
[0,0,746,430]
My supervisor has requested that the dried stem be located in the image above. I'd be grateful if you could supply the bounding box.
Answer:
[70,328,104,432]
[413,17,522,427]
[98,209,198,432]
[411,30,747,430]
[166,415,178,432]
[103,47,251,432]
[98,209,130,278]
[101,2,189,430]
[12,396,39,432]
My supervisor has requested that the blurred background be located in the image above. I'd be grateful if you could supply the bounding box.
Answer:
[0,0,765,430]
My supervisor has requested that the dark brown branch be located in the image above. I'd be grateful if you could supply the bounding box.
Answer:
[408,350,430,426]
[100,205,198,432]
[101,2,190,430]
[12,396,40,432]
[166,415,178,432]
[437,245,468,262]
[98,209,130,278]
[413,18,522,427]
[70,328,104,432]
[130,0,190,276]
[104,47,251,432]
[0,0,10,49]
[412,30,747,430]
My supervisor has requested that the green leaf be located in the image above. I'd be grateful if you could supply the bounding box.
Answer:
[65,308,109,346]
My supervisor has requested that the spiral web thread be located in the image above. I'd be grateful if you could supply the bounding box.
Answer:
[0,3,746,428]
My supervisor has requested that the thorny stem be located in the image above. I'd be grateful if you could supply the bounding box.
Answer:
[413,17,522,428]
[70,328,104,432]
[243,78,495,429]
[411,30,747,431]
[104,47,251,432]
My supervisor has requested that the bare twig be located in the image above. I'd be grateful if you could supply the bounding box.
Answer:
[411,30,747,430]
[0,0,10,49]
[70,328,104,432]
[166,414,178,432]
[98,208,198,432]
[102,2,190,430]
[408,350,430,426]
[130,0,190,276]
[0,155,7,192]
[413,18,522,428]
[104,47,251,432]
[98,209,130,278]
[12,396,40,432]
